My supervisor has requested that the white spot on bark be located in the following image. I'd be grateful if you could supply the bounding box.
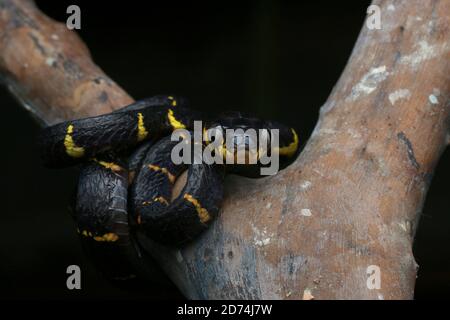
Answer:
[399,41,447,68]
[429,94,439,104]
[301,209,312,217]
[303,288,314,300]
[266,202,272,209]
[45,57,56,66]
[378,293,384,300]
[348,66,389,101]
[347,128,361,139]
[300,181,312,190]
[51,34,59,40]
[398,222,408,232]
[252,225,273,247]
[388,89,411,106]
[398,220,411,234]
[255,238,271,246]
[428,89,440,105]
[387,4,395,11]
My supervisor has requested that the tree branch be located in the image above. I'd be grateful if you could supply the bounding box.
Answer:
[0,0,133,125]
[1,0,449,299]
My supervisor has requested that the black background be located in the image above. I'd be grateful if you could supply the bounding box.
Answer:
[0,0,448,299]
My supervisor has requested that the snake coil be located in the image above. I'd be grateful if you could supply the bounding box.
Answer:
[38,95,300,283]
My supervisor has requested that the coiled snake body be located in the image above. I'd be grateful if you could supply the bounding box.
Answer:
[38,95,299,283]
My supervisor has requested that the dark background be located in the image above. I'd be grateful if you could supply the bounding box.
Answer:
[0,0,448,299]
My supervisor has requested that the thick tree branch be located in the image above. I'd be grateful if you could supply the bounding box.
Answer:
[0,0,133,125]
[1,0,449,299]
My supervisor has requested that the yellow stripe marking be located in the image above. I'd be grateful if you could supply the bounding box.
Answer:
[137,112,149,141]
[148,164,176,183]
[278,128,299,157]
[183,193,211,224]
[81,230,91,237]
[80,230,119,242]
[142,196,169,206]
[168,96,177,107]
[93,159,123,172]
[64,125,85,158]
[154,196,169,205]
[168,109,186,130]
[93,233,119,242]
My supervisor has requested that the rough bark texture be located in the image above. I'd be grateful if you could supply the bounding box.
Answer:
[0,0,133,125]
[1,0,449,299]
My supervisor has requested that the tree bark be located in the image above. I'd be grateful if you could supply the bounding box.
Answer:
[1,0,449,299]
[0,0,133,125]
